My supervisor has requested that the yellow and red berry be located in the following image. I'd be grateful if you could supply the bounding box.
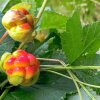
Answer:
[0,50,39,86]
[2,7,34,42]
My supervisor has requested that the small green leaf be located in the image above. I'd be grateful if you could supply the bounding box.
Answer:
[40,11,67,30]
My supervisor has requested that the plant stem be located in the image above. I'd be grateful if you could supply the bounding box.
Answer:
[38,58,82,100]
[39,58,100,88]
[68,71,83,100]
[72,73,96,100]
[40,65,100,70]
[0,79,8,89]
[0,31,8,44]
[1,0,11,12]
[18,41,26,49]
[0,87,10,100]
[35,0,48,25]
[42,69,100,89]
[81,85,95,100]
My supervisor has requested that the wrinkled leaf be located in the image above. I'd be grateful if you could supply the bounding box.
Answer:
[4,71,77,100]
[61,11,83,64]
[73,54,100,94]
[82,21,100,55]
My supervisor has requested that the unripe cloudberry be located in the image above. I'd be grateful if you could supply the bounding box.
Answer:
[2,7,34,42]
[0,50,39,86]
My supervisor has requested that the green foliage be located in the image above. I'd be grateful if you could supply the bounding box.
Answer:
[82,21,100,54]
[73,54,100,94]
[35,0,43,8]
[40,11,67,30]
[61,10,100,63]
[0,0,100,100]
[61,11,83,64]
[4,72,77,100]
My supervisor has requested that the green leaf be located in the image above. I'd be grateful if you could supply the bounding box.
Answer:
[34,37,56,57]
[4,72,77,100]
[34,35,61,58]
[73,54,100,94]
[35,0,43,8]
[1,0,21,13]
[67,88,100,100]
[5,85,65,100]
[82,21,100,54]
[40,11,67,30]
[61,11,83,64]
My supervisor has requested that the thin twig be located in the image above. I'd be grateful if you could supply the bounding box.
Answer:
[41,69,100,89]
[0,87,10,100]
[39,58,100,88]
[0,79,8,89]
[40,65,100,69]
[35,0,48,25]
[38,58,82,100]
[72,73,96,100]
[0,31,8,44]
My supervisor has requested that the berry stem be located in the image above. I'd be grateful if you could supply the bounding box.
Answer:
[18,41,26,49]
[41,69,100,88]
[38,58,82,100]
[40,65,100,70]
[38,58,99,100]
[72,73,96,100]
[35,0,48,25]
[0,87,10,100]
[0,31,8,44]
[68,71,83,100]
[0,79,8,89]
[1,0,11,12]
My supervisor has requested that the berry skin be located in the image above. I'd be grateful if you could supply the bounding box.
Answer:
[28,54,38,66]
[0,50,39,86]
[13,49,28,57]
[3,56,16,70]
[25,66,34,79]
[14,55,30,67]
